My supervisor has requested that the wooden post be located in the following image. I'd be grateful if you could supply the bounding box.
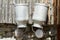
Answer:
[53,0,57,24]
[57,0,60,24]
[57,0,60,40]
[0,0,16,24]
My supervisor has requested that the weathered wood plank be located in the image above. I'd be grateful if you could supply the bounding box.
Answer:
[0,0,16,24]
[53,0,57,24]
[0,0,2,23]
[57,0,60,24]
[47,0,54,25]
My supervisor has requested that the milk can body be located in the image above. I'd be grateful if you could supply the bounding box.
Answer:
[32,3,48,28]
[15,3,28,28]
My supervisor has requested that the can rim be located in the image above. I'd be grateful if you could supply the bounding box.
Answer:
[15,3,28,6]
[34,3,49,7]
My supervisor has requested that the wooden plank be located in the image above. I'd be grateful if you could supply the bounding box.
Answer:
[9,4,12,23]
[2,0,5,23]
[57,0,60,24]
[12,4,16,24]
[47,0,51,24]
[47,0,54,25]
[4,0,8,23]
[0,0,2,23]
[53,0,57,24]
[0,0,16,24]
[50,0,54,24]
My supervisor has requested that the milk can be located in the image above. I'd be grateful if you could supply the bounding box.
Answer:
[15,3,29,28]
[32,3,48,38]
[32,3,48,28]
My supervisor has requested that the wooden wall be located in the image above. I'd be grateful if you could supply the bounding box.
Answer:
[53,0,60,24]
[57,0,60,24]
[53,0,57,24]
[0,0,29,24]
[0,0,16,24]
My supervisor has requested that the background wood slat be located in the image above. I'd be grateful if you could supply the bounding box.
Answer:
[0,0,16,24]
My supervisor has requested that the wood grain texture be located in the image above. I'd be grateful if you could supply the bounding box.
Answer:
[53,0,57,24]
[57,0,60,24]
[0,0,16,24]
